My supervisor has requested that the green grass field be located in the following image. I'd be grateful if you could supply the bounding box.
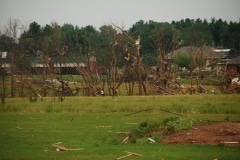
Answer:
[0,95,240,160]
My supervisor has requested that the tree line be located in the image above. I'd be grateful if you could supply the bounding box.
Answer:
[1,18,239,99]
[0,18,240,68]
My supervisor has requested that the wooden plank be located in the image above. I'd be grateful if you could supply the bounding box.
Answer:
[116,151,142,159]
[222,141,239,144]
[121,136,129,144]
[116,132,130,134]
[116,153,132,160]
[52,144,85,151]
[125,151,142,156]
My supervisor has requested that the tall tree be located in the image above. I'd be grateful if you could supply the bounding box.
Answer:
[0,34,15,51]
[151,22,179,72]
[27,21,42,55]
[41,24,54,56]
[173,52,191,69]
[178,18,212,46]
[226,21,240,50]
[210,18,228,47]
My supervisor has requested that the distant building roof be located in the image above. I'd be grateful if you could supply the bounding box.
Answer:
[31,62,86,68]
[1,54,86,68]
[227,56,240,65]
[165,46,228,60]
[224,51,240,59]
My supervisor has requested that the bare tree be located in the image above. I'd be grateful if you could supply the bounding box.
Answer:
[3,18,21,97]
[0,63,6,104]
[150,24,179,94]
[4,18,21,43]
[112,24,146,95]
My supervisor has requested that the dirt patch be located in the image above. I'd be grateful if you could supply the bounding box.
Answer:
[162,122,240,145]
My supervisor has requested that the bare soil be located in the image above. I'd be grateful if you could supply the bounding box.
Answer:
[162,122,240,145]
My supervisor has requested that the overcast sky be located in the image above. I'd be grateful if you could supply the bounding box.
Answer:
[0,0,240,30]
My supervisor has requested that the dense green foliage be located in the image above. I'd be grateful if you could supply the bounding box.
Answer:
[173,52,191,69]
[1,18,240,67]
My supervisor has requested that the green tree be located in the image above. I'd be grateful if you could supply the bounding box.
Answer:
[60,23,76,54]
[150,22,179,72]
[173,52,191,69]
[27,21,42,55]
[178,18,212,46]
[210,18,228,47]
[97,25,117,66]
[41,24,54,56]
[225,21,240,50]
[0,34,15,51]
[81,25,99,55]
[129,20,156,55]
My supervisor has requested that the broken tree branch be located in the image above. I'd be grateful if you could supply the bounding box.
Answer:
[116,151,142,160]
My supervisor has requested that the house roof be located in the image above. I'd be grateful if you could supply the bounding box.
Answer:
[1,53,86,68]
[1,54,84,62]
[165,46,228,60]
[224,51,240,59]
[227,56,240,65]
[26,55,84,63]
[32,62,86,68]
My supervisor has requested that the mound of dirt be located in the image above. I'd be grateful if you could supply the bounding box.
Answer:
[162,122,240,145]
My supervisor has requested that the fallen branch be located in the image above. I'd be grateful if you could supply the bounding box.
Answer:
[121,136,129,144]
[125,151,142,157]
[116,131,130,134]
[220,141,239,145]
[52,144,85,151]
[221,141,239,144]
[116,151,142,160]
[116,153,132,160]
[148,137,156,143]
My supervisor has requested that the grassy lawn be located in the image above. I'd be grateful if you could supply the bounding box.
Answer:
[0,95,240,160]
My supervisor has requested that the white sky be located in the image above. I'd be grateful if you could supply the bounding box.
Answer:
[0,0,240,30]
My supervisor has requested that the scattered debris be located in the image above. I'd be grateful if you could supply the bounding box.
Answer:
[116,151,142,160]
[221,141,239,144]
[52,143,84,152]
[219,141,239,146]
[148,137,156,143]
[116,131,130,134]
[121,136,129,144]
